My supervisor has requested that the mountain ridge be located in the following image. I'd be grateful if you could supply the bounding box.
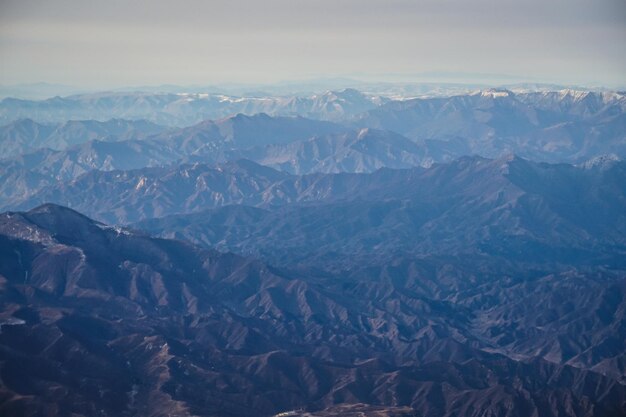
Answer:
[1,204,625,416]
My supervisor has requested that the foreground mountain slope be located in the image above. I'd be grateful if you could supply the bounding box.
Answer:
[1,204,625,417]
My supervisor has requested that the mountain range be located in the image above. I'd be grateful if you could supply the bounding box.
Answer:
[0,89,385,127]
[1,89,625,214]
[0,114,349,206]
[1,204,625,417]
[354,90,626,164]
[1,86,625,417]
[0,118,167,159]
[0,90,623,211]
[11,154,625,231]
[133,155,626,268]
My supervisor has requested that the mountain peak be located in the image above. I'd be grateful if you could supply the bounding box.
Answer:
[321,88,367,101]
[10,117,39,126]
[229,112,271,122]
[24,203,101,232]
[557,89,592,101]
[338,87,364,96]
[28,202,81,214]
[0,203,103,247]
[473,88,514,98]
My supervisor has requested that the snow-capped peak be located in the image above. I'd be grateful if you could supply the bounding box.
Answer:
[472,89,513,98]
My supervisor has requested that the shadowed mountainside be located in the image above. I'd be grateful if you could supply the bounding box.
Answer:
[1,204,625,416]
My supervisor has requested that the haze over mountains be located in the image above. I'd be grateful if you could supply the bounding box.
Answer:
[0,118,167,159]
[354,90,626,163]
[1,85,625,417]
[0,88,386,127]
[1,88,624,211]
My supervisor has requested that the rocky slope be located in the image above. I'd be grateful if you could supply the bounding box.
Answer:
[0,114,349,206]
[13,155,626,229]
[1,204,625,416]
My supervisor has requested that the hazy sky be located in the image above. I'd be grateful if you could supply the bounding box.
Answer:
[1,0,625,88]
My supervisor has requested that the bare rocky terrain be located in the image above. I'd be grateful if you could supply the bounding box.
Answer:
[1,88,625,416]
[0,203,625,416]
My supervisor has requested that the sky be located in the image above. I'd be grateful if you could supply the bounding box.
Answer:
[0,0,625,89]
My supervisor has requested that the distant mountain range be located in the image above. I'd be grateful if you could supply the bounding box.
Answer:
[0,118,167,159]
[0,114,349,206]
[150,112,347,154]
[0,88,624,213]
[2,90,624,167]
[354,89,626,163]
[227,128,430,174]
[0,88,385,126]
